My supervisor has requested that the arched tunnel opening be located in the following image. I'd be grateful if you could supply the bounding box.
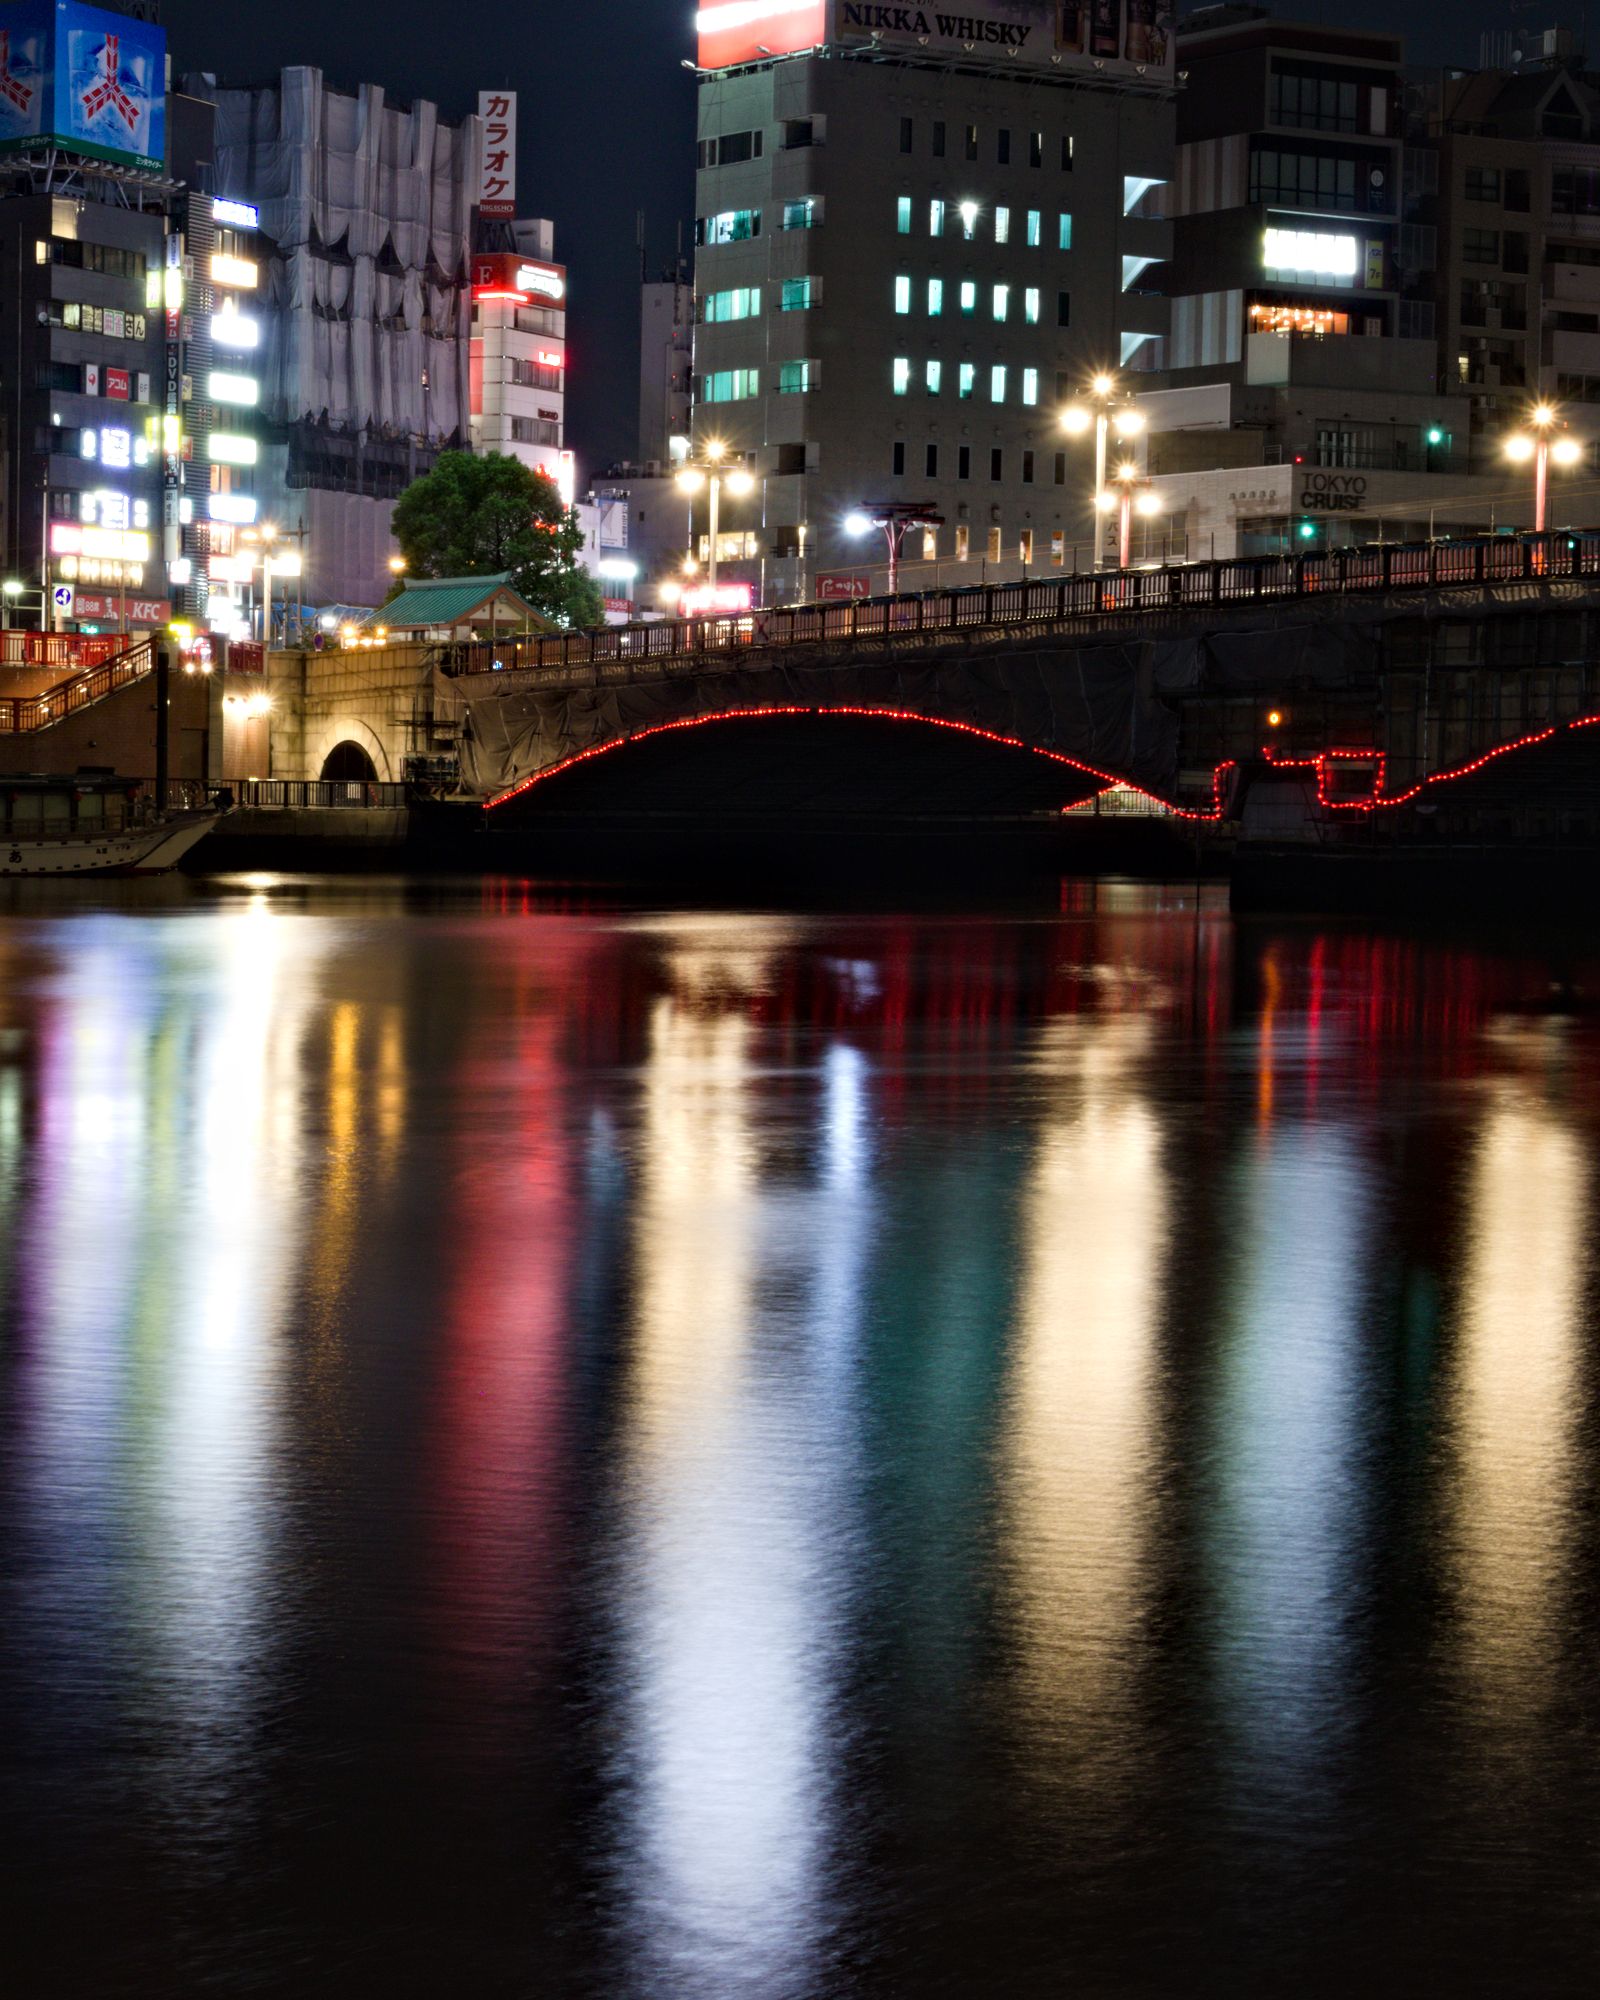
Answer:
[476,711,1186,890]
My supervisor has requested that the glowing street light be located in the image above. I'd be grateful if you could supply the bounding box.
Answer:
[1104,462,1164,571]
[676,439,756,588]
[1503,403,1584,532]
[1060,371,1147,569]
[844,501,945,596]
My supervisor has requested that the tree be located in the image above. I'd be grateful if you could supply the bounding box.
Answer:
[390,451,603,628]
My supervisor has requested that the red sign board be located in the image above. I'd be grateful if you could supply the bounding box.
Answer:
[698,1,826,69]
[816,571,873,601]
[105,367,130,402]
[471,254,567,305]
[72,593,172,626]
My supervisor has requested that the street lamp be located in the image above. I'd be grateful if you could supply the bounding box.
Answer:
[1503,403,1584,533]
[676,439,756,589]
[1060,372,1147,569]
[844,502,945,596]
[1101,464,1165,571]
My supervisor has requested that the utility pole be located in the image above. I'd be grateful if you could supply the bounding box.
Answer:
[153,639,170,809]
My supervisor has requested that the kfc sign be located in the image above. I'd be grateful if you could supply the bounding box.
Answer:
[697,1,827,68]
[478,91,517,218]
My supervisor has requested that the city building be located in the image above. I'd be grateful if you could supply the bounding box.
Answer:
[688,2,1175,602]
[469,217,573,500]
[1410,31,1600,463]
[206,67,480,611]
[0,2,171,635]
[1132,5,1486,555]
[639,261,693,465]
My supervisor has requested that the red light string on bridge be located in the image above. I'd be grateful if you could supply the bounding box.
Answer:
[484,705,1600,822]
[486,707,1237,821]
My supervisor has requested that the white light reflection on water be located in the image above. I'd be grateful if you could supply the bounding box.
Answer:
[11,904,317,1851]
[608,974,865,1998]
[1205,1124,1372,1834]
[1448,1028,1590,1745]
[1003,1015,1167,1800]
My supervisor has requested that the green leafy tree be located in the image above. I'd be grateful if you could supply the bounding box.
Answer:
[390,450,603,628]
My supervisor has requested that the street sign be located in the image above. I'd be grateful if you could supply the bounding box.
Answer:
[52,584,75,616]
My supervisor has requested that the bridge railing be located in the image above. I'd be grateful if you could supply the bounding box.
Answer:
[434,530,1600,685]
[232,780,409,810]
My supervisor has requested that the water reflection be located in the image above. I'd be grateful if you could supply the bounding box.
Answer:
[0,891,1597,1996]
[1203,1122,1374,1836]
[1448,1025,1590,1741]
[1003,1015,1167,1802]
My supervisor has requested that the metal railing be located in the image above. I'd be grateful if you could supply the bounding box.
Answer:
[232,780,408,810]
[438,531,1600,685]
[0,629,127,670]
[0,638,153,733]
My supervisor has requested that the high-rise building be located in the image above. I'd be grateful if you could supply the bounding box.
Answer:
[639,265,693,466]
[0,2,171,634]
[206,68,480,610]
[688,2,1175,601]
[1410,39,1600,464]
[469,217,573,503]
[1131,6,1526,558]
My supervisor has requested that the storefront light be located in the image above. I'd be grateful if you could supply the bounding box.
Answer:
[1262,228,1359,277]
[209,494,260,526]
[209,434,259,466]
[211,254,259,289]
[212,305,260,350]
[209,373,259,407]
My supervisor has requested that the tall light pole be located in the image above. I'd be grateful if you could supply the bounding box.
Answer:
[676,439,755,590]
[1100,463,1165,571]
[844,502,945,596]
[1503,402,1583,533]
[1060,372,1147,570]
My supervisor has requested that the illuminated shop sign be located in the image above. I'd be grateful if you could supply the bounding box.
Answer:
[78,424,149,467]
[695,3,1175,82]
[209,372,259,406]
[213,303,260,349]
[470,253,567,304]
[1262,228,1359,278]
[207,493,259,525]
[212,197,258,229]
[210,253,259,289]
[477,90,516,218]
[51,522,152,561]
[681,581,754,616]
[208,434,258,466]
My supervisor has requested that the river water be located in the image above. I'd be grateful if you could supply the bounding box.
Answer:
[1,879,1598,1996]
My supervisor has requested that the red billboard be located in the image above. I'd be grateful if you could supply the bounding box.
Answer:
[697,1,827,69]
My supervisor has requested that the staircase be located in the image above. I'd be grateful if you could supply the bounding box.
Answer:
[0,639,154,734]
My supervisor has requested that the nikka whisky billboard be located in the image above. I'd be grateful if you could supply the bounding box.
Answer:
[696,2,1175,82]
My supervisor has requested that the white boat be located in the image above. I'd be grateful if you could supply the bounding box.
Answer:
[0,778,224,877]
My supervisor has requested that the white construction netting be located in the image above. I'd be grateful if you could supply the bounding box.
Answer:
[214,69,478,443]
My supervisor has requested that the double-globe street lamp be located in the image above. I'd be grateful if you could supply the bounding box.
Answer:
[1060,372,1148,570]
[844,502,946,597]
[1503,402,1584,533]
[1097,462,1165,574]
[676,440,756,589]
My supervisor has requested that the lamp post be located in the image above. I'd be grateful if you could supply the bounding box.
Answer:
[844,502,946,596]
[676,440,756,590]
[1098,463,1165,571]
[1060,372,1147,570]
[1503,403,1583,533]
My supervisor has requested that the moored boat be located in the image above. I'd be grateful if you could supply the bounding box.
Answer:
[0,776,224,878]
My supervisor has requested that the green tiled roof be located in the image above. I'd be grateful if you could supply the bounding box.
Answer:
[375,573,542,629]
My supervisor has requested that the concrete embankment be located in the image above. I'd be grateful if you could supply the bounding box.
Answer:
[193,806,413,871]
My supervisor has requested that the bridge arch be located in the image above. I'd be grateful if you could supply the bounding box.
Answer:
[483,705,1185,818]
[308,719,392,783]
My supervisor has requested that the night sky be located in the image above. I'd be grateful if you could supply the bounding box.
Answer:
[160,0,1557,475]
